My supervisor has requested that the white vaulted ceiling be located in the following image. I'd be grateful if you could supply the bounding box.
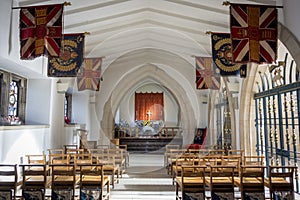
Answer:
[13,0,278,74]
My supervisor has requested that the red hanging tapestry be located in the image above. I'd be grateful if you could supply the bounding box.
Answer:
[135,93,164,121]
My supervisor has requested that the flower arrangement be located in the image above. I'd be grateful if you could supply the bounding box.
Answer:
[0,115,21,125]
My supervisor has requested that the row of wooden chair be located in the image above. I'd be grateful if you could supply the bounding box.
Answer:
[27,152,121,189]
[175,156,296,199]
[0,163,110,200]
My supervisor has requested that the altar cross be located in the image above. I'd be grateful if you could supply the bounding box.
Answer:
[146,110,152,121]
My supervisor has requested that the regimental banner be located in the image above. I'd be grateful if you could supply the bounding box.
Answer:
[48,34,85,77]
[77,58,102,91]
[211,32,247,77]
[230,3,278,64]
[195,56,220,90]
[20,4,63,59]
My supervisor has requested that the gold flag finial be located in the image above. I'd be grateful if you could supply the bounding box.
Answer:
[206,31,212,35]
[84,32,91,35]
[64,2,72,6]
[222,1,230,6]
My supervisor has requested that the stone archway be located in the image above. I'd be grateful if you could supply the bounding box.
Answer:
[100,61,198,146]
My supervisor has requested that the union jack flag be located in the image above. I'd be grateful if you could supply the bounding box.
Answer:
[195,57,220,90]
[77,58,102,91]
[20,4,63,59]
[230,3,278,64]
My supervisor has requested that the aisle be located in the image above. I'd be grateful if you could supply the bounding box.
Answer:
[110,153,175,200]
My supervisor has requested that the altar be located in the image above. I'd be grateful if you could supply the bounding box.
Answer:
[135,120,164,136]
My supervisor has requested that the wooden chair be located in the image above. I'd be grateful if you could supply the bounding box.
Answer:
[97,154,120,188]
[79,164,110,200]
[172,154,196,185]
[21,164,51,199]
[235,165,267,200]
[221,155,241,176]
[73,153,93,172]
[175,165,206,200]
[265,166,297,200]
[205,165,235,199]
[208,149,225,156]
[50,164,79,199]
[26,154,49,172]
[26,154,47,165]
[63,144,78,154]
[164,144,180,166]
[109,148,126,176]
[117,144,129,167]
[228,149,245,157]
[0,164,18,200]
[47,148,64,156]
[242,155,265,166]
[167,149,187,176]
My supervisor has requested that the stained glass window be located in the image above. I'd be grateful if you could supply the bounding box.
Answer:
[8,80,19,117]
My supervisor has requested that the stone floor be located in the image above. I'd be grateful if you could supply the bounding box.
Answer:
[111,153,300,200]
[110,153,175,200]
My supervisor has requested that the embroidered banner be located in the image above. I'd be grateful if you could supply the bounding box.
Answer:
[48,34,85,77]
[20,4,63,59]
[195,56,220,90]
[230,3,278,63]
[77,58,102,91]
[211,32,247,77]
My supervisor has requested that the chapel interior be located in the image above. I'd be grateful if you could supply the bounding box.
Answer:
[1,0,300,199]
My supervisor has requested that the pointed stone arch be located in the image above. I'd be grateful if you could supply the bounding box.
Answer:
[100,61,197,146]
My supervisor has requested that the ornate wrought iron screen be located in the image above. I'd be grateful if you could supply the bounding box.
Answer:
[254,53,300,192]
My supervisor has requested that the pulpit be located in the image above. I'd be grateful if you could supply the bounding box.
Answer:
[76,129,88,149]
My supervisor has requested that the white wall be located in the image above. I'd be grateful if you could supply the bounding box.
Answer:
[26,79,51,124]
[283,0,300,43]
[0,126,50,163]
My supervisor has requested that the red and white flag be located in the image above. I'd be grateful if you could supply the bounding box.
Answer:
[20,4,63,59]
[195,57,220,90]
[77,58,102,91]
[230,3,278,64]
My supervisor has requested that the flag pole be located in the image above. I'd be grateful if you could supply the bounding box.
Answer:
[12,1,71,9]
[222,1,283,8]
